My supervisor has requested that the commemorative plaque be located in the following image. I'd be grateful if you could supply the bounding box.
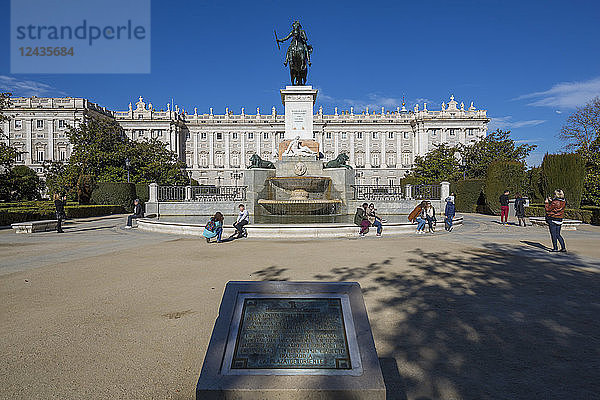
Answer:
[197,281,385,400]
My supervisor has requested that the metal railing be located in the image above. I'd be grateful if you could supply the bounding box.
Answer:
[158,186,186,201]
[157,185,247,202]
[412,184,441,200]
[352,185,405,201]
[191,186,247,202]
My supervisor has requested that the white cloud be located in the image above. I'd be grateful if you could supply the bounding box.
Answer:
[489,116,546,130]
[514,76,600,109]
[0,75,64,97]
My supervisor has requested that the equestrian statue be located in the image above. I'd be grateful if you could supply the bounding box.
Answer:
[275,20,313,86]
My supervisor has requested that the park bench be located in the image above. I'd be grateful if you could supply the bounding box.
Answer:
[11,220,58,234]
[529,217,582,230]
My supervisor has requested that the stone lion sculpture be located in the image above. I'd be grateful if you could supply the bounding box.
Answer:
[248,153,275,169]
[324,153,352,169]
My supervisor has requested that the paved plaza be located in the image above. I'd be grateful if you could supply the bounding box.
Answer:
[1,214,599,399]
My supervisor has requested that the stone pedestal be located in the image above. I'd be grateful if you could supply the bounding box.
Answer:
[244,168,276,216]
[278,139,319,160]
[196,281,386,400]
[280,86,318,140]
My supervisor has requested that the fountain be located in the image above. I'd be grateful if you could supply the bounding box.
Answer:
[258,176,342,215]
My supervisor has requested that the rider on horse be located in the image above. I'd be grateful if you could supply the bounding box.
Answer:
[277,20,312,70]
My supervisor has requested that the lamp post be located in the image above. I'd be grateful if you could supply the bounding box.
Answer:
[375,176,380,187]
[230,171,243,187]
[125,158,130,183]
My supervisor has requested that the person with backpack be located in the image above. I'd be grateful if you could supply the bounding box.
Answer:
[545,189,567,252]
[514,193,527,227]
[444,196,456,232]
[203,212,224,243]
[354,203,370,237]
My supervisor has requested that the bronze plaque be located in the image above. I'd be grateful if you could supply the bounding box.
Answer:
[231,298,351,369]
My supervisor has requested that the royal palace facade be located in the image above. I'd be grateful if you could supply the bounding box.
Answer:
[2,94,489,186]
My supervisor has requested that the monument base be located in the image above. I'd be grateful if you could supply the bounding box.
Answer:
[196,281,385,400]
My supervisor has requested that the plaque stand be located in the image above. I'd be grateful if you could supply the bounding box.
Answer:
[196,281,386,399]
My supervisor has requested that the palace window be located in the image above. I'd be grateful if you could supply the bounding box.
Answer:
[263,132,269,140]
[403,132,409,139]
[279,132,284,139]
[247,132,254,140]
[138,130,145,137]
[15,151,23,162]
[200,132,207,140]
[387,153,396,167]
[341,132,347,140]
[372,132,379,139]
[15,120,22,129]
[449,129,456,136]
[231,155,239,167]
[388,178,396,186]
[232,132,238,140]
[216,153,224,166]
[59,149,67,161]
[200,154,208,167]
[371,153,380,167]
[356,155,364,167]
[138,114,143,119]
[36,150,44,162]
[388,132,394,139]
[467,129,475,136]
[58,120,66,129]
[326,132,332,140]
[430,129,437,137]
[402,153,411,165]
[216,132,223,140]
[356,132,363,139]
[36,120,44,129]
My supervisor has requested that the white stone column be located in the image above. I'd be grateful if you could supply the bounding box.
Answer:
[256,131,262,157]
[224,131,230,168]
[27,119,32,164]
[441,181,450,201]
[396,131,402,167]
[334,131,340,156]
[459,128,466,145]
[241,131,246,168]
[208,132,215,168]
[149,183,158,202]
[440,128,447,144]
[365,131,372,168]
[48,119,54,161]
[381,130,387,168]
[271,132,276,161]
[349,131,355,166]
[193,132,199,168]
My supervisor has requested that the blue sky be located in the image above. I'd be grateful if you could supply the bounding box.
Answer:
[2,0,600,166]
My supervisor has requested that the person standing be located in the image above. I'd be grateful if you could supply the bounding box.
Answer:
[125,199,144,229]
[54,193,65,233]
[232,204,250,239]
[499,190,510,225]
[545,189,567,252]
[444,196,456,232]
[425,201,436,233]
[514,193,527,227]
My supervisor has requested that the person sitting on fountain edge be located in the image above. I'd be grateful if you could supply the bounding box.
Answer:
[354,203,371,237]
[231,204,249,239]
[125,199,144,229]
[368,203,383,237]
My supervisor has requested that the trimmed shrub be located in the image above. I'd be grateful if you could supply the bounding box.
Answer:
[135,183,150,203]
[485,161,526,215]
[525,206,593,224]
[452,179,486,213]
[526,167,544,204]
[91,182,137,211]
[581,206,600,225]
[77,175,96,205]
[0,204,125,226]
[541,153,585,209]
[65,205,126,218]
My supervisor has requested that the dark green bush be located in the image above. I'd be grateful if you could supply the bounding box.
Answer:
[91,182,137,211]
[0,204,125,226]
[541,153,585,208]
[65,205,126,218]
[485,161,526,215]
[525,206,593,223]
[581,206,600,225]
[77,174,96,205]
[135,183,150,203]
[452,179,486,213]
[526,167,544,204]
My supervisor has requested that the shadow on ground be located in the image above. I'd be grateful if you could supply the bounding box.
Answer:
[251,243,600,399]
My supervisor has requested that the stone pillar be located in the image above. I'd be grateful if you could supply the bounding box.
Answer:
[224,131,230,168]
[185,185,192,201]
[280,86,318,140]
[396,131,402,167]
[48,119,54,161]
[405,184,412,200]
[459,128,466,145]
[440,128,447,144]
[440,181,450,201]
[241,131,246,168]
[349,131,355,166]
[26,119,32,164]
[334,131,340,156]
[149,183,158,202]
[193,132,199,168]
[381,131,387,168]
[209,132,215,168]
[365,132,371,168]
[256,130,262,157]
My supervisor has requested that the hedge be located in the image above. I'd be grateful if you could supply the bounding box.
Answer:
[581,206,600,225]
[541,153,585,209]
[485,161,526,215]
[91,182,137,212]
[0,204,126,226]
[525,206,594,224]
[452,179,487,213]
[135,183,150,203]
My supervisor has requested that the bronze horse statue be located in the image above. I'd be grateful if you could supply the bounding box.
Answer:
[276,20,312,86]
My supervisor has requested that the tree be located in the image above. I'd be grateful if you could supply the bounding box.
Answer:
[458,129,536,179]
[405,143,461,184]
[583,136,600,205]
[6,165,42,201]
[44,115,188,200]
[559,97,600,158]
[0,92,20,201]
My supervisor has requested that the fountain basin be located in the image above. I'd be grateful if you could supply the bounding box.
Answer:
[258,199,342,215]
[267,176,332,193]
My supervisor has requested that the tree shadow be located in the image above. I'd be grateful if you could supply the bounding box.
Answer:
[310,244,600,399]
[251,266,289,281]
